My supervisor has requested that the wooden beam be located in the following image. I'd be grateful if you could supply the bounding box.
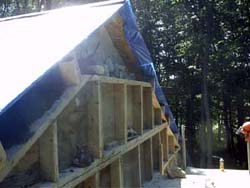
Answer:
[160,128,168,161]
[154,108,162,125]
[88,81,103,159]
[159,144,164,175]
[111,158,123,188]
[84,75,151,87]
[39,121,59,182]
[168,135,175,154]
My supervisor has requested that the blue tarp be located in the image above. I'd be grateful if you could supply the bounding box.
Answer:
[119,0,178,133]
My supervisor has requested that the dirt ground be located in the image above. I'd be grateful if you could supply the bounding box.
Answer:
[143,167,250,188]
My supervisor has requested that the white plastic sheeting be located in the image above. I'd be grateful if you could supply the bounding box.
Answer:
[0,1,123,111]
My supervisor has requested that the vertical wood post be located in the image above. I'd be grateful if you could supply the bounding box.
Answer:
[134,85,143,135]
[161,128,168,161]
[159,144,164,175]
[137,146,142,187]
[83,173,100,188]
[39,121,59,182]
[114,84,126,144]
[88,81,103,158]
[111,158,123,188]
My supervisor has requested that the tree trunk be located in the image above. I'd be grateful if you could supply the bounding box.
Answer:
[223,93,232,152]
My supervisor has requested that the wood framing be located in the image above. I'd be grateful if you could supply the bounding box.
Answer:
[39,121,59,182]
[111,158,123,188]
[0,76,179,188]
[140,138,153,183]
[88,81,103,159]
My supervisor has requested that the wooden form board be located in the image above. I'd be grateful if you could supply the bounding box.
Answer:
[152,133,160,171]
[143,87,154,130]
[122,147,141,188]
[0,76,179,188]
[140,138,153,183]
[154,108,162,125]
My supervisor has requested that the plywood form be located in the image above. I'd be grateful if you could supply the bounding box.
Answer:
[122,147,141,188]
[140,139,153,183]
[152,133,160,171]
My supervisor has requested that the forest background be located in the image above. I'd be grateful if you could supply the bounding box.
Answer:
[1,0,249,168]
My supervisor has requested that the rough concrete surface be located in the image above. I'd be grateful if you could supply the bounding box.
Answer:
[143,167,250,188]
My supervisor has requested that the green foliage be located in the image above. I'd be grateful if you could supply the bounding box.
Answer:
[132,0,250,168]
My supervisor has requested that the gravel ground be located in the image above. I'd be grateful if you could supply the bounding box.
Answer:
[143,167,250,188]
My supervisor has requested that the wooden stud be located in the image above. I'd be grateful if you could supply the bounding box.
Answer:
[101,83,115,146]
[88,81,103,158]
[39,121,59,182]
[137,146,142,188]
[140,139,153,183]
[124,84,128,143]
[0,142,6,171]
[154,108,162,125]
[100,166,111,187]
[111,158,123,188]
[143,87,154,130]
[159,144,164,175]
[122,147,141,188]
[113,84,126,144]
[152,133,160,171]
[83,173,100,188]
[168,135,175,155]
[160,128,168,161]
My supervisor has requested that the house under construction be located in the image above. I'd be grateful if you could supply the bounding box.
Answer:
[0,0,181,187]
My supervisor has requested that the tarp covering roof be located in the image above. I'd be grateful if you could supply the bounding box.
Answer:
[0,0,124,113]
